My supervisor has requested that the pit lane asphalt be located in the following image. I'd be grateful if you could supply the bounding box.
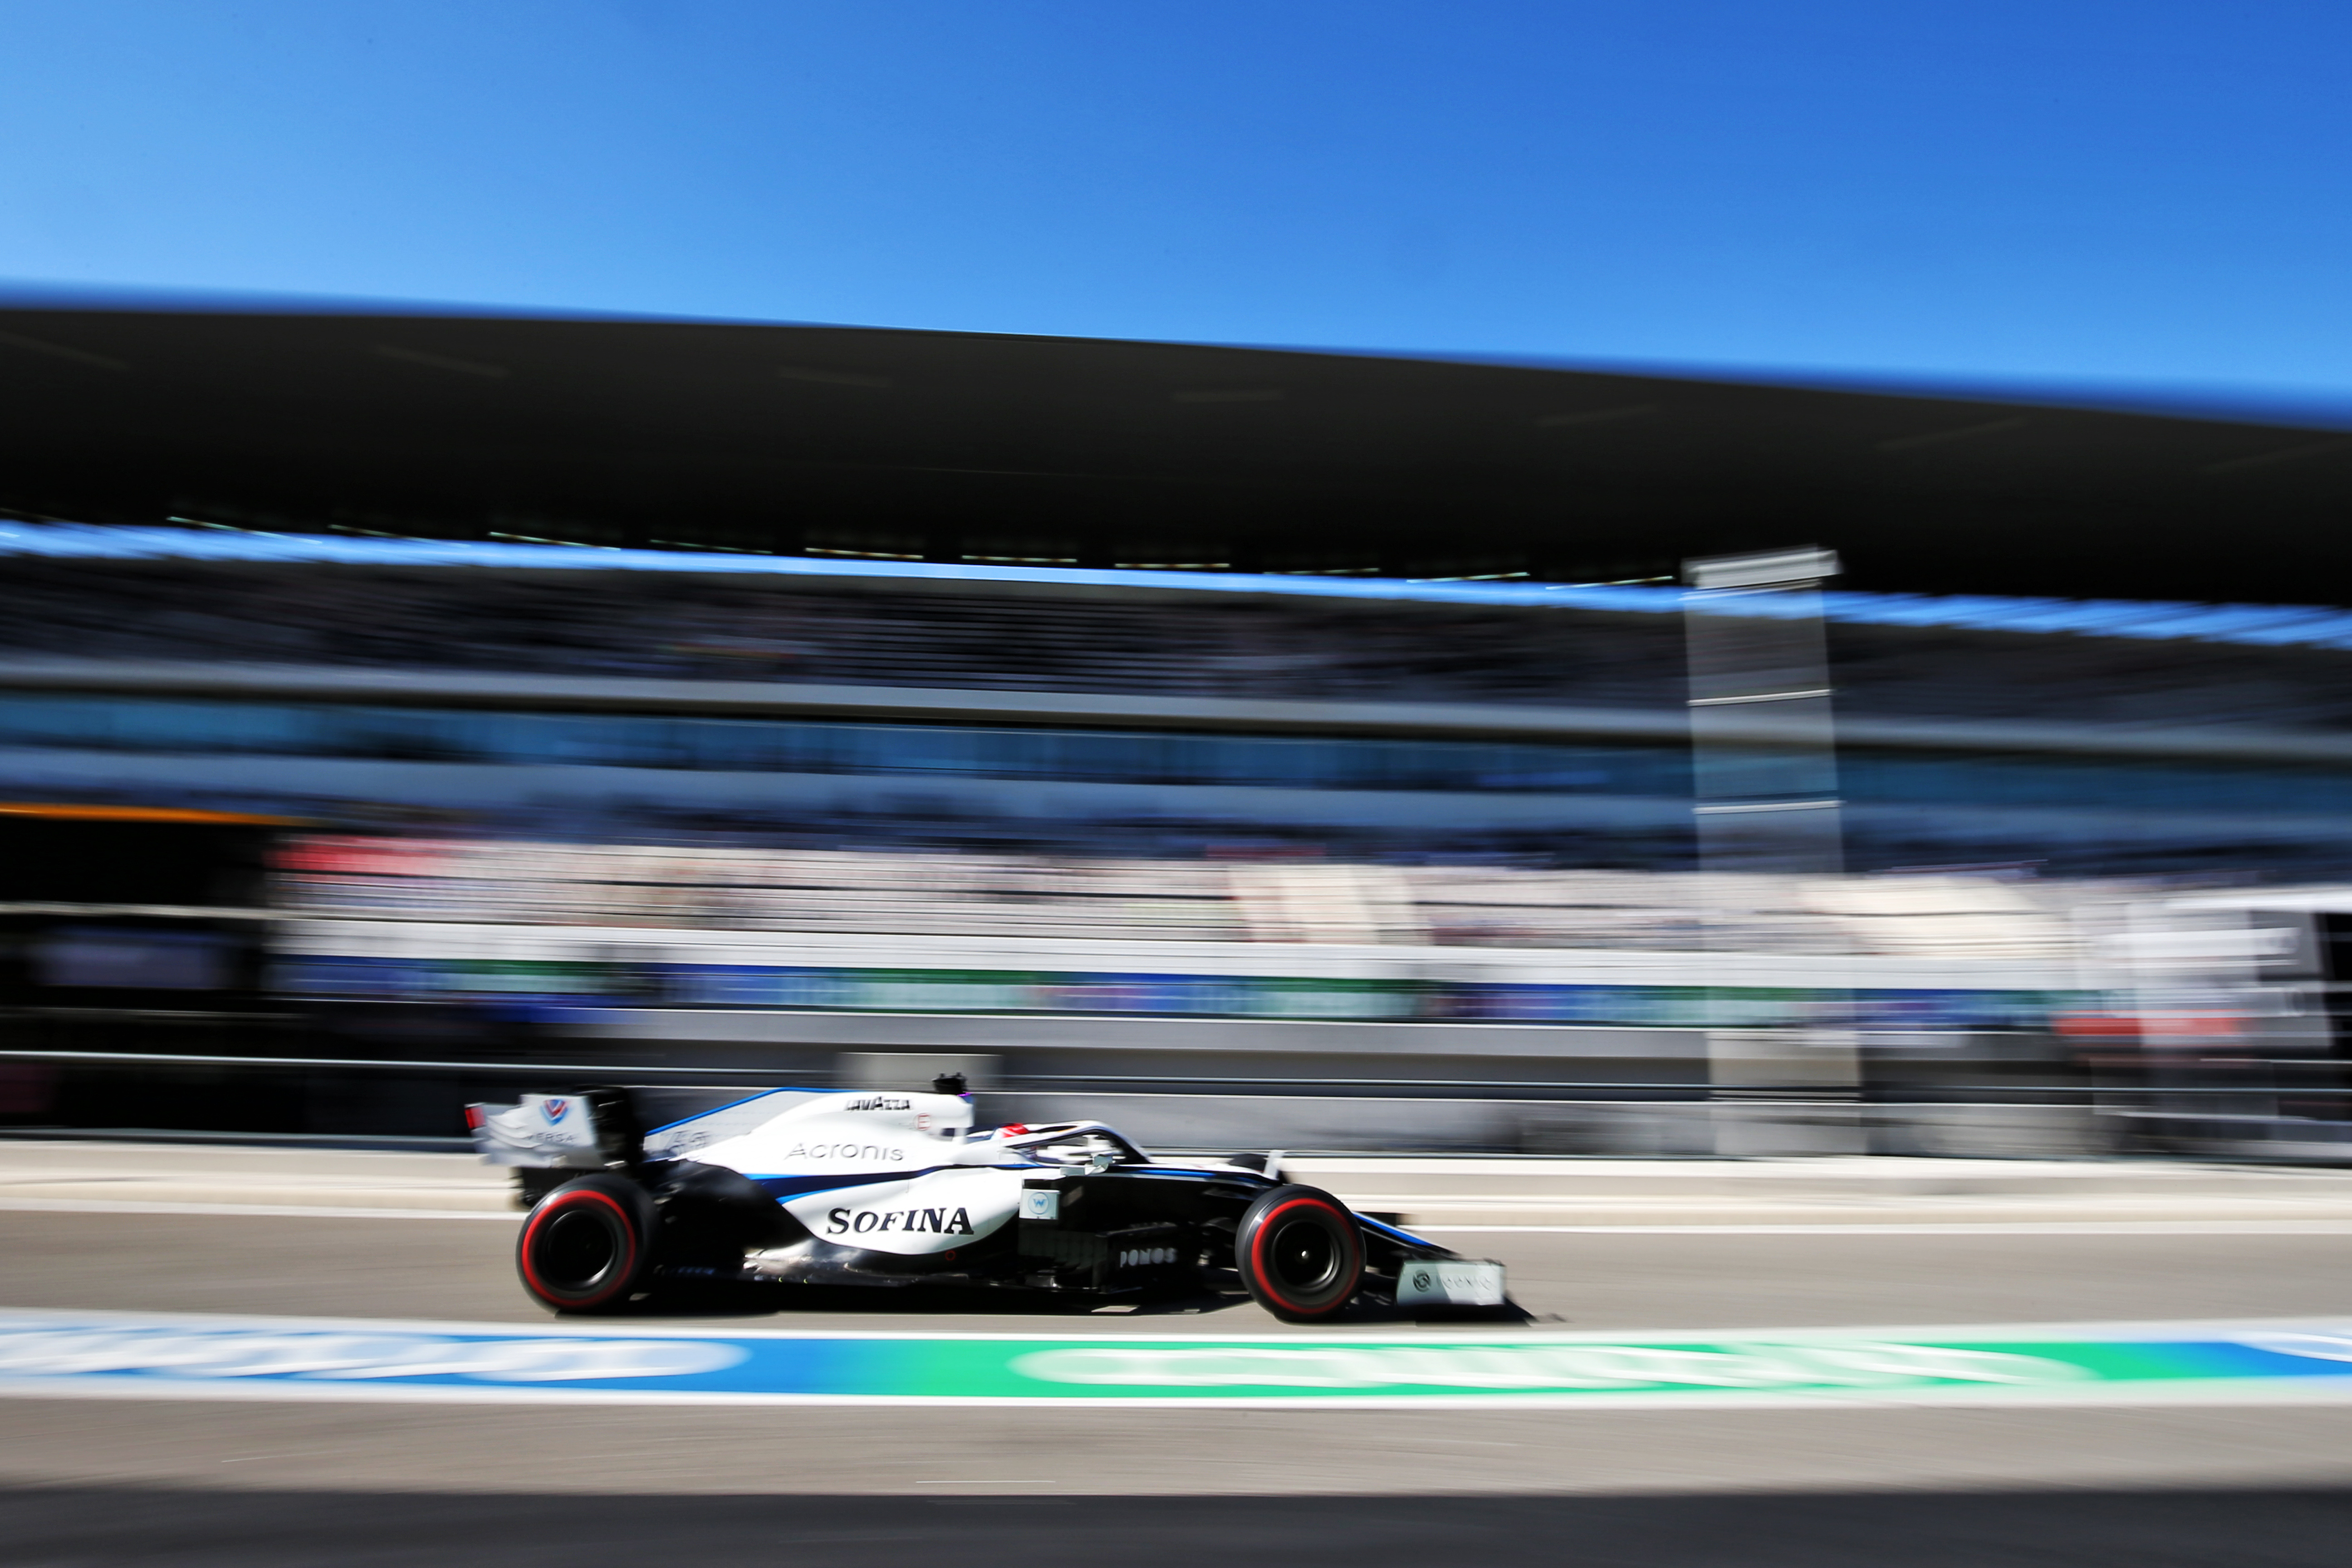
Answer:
[9,1204,2352,1527]
[9,1206,2352,1331]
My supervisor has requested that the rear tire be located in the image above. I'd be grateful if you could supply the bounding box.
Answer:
[517,1174,657,1314]
[1235,1184,1363,1322]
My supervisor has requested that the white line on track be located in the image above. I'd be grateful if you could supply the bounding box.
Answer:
[11,1370,2352,1414]
[1418,1220,2352,1235]
[10,1199,2352,1234]
[10,1303,2346,1341]
[0,1198,517,1221]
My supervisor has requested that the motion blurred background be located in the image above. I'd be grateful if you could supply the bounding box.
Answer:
[15,8,2352,1561]
[1,307,2349,1164]
[5,1,2351,1176]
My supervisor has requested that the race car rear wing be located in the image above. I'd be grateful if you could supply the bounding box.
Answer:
[467,1092,622,1170]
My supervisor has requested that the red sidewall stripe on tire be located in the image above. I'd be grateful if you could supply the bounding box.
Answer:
[1248,1197,1359,1318]
[519,1189,637,1309]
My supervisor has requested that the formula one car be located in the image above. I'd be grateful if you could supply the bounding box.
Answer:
[468,1077,1505,1321]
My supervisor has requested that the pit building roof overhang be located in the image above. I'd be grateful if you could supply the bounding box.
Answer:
[3,305,2348,604]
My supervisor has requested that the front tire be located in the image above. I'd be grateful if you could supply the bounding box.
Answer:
[1235,1184,1363,1322]
[517,1174,657,1314]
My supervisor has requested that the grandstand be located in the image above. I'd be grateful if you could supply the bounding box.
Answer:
[15,537,2352,729]
[3,306,2350,1156]
[3,527,2352,877]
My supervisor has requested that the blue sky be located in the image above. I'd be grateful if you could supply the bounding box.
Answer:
[4,2,2350,406]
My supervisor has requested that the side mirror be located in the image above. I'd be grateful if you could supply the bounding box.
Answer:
[932,1072,968,1096]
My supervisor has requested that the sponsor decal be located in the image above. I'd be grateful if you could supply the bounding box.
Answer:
[844,1097,911,1112]
[1395,1260,1508,1308]
[784,1142,906,1163]
[475,1097,598,1162]
[827,1205,975,1236]
[1007,1341,2078,1390]
[16,1311,2352,1408]
[0,1317,742,1384]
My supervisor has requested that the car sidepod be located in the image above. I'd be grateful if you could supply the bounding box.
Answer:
[1009,1166,1271,1292]
[789,1165,1024,1255]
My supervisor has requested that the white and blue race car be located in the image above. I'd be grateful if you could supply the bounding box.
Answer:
[469,1077,1504,1322]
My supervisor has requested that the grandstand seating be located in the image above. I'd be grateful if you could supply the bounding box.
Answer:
[9,556,2352,732]
[274,834,2087,960]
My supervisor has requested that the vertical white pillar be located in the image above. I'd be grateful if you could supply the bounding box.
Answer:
[1684,547,1861,1154]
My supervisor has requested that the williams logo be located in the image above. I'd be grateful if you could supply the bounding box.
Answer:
[540,1098,570,1124]
[844,1096,911,1112]
[828,1205,974,1236]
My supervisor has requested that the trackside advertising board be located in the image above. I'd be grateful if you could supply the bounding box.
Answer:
[9,1310,2352,1409]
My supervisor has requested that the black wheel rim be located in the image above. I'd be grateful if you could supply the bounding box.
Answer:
[1267,1215,1341,1294]
[537,1207,622,1294]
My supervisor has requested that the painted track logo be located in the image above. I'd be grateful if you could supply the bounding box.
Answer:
[0,1318,743,1384]
[13,1311,2352,1409]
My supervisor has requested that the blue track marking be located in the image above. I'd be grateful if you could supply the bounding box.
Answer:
[12,1309,2352,1410]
